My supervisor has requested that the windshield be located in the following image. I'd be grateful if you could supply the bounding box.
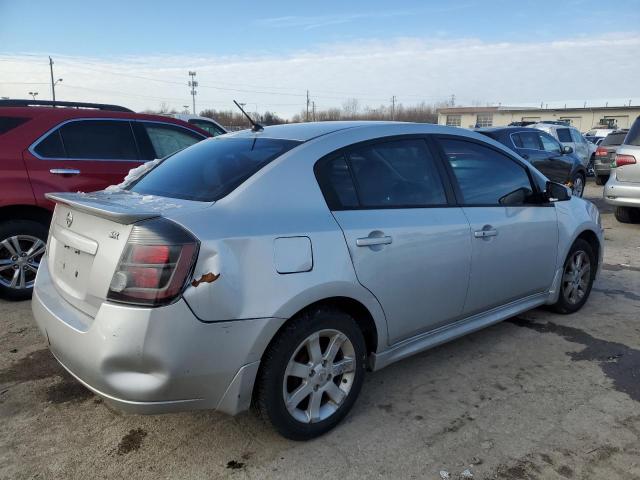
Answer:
[129,137,301,201]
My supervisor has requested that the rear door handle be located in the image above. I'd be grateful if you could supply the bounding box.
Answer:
[356,236,392,247]
[50,168,80,176]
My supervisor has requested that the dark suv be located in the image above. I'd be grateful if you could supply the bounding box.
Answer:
[593,129,629,185]
[0,100,209,300]
[476,127,587,197]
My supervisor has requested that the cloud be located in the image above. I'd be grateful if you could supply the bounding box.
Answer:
[1,33,638,117]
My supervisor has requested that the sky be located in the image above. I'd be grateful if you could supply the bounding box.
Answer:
[1,0,639,117]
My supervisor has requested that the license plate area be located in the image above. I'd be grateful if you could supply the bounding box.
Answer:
[51,237,96,300]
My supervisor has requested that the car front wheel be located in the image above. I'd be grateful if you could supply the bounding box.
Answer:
[256,307,366,440]
[571,173,585,197]
[550,239,596,314]
[0,220,48,300]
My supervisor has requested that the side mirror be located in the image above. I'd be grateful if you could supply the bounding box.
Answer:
[546,181,571,202]
[562,145,573,154]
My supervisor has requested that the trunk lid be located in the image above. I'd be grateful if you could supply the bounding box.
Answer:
[45,190,210,317]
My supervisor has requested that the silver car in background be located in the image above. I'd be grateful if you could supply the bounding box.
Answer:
[604,116,640,223]
[32,122,603,439]
[528,122,591,167]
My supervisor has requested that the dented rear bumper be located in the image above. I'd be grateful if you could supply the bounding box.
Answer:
[32,258,285,415]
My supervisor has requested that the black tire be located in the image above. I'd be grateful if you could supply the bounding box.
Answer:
[595,175,608,186]
[0,220,48,301]
[571,172,585,197]
[256,307,366,440]
[550,239,596,314]
[614,206,640,224]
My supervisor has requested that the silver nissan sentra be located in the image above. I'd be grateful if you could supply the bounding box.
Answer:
[32,121,603,439]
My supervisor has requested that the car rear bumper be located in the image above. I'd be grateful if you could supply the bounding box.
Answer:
[603,174,640,207]
[593,160,611,176]
[32,259,284,415]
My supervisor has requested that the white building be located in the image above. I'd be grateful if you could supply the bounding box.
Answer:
[437,105,640,132]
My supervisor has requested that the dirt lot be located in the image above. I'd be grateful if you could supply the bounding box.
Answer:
[1,180,639,480]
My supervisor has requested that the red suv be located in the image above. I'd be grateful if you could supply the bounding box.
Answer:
[0,100,210,300]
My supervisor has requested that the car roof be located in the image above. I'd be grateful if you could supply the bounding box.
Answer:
[225,121,466,142]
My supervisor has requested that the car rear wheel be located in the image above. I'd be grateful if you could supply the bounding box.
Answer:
[256,307,366,440]
[614,206,640,224]
[550,239,596,314]
[595,175,608,186]
[0,220,48,301]
[571,173,585,197]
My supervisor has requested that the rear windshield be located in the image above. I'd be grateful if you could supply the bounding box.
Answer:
[0,116,29,135]
[625,117,640,146]
[129,137,301,201]
[601,132,628,146]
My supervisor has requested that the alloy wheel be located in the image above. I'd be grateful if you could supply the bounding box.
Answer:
[0,235,45,290]
[572,176,584,197]
[283,329,356,424]
[562,250,591,305]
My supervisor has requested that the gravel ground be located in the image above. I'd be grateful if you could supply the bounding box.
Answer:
[1,180,639,480]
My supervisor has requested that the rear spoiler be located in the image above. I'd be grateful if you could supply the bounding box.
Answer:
[45,192,161,225]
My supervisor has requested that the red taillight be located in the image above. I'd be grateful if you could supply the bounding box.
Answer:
[595,147,608,157]
[616,154,637,167]
[131,245,170,264]
[107,218,199,307]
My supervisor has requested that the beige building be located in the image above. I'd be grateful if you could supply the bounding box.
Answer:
[437,105,640,132]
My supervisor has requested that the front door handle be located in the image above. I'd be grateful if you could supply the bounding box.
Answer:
[50,168,81,176]
[474,227,498,238]
[356,235,392,247]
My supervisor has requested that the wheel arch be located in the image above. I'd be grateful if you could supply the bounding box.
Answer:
[0,204,52,226]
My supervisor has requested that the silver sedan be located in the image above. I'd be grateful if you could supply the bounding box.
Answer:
[32,122,603,439]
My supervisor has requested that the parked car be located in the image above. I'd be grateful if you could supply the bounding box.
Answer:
[585,135,603,145]
[0,99,209,300]
[593,129,629,185]
[604,116,640,223]
[528,123,591,168]
[587,128,616,139]
[476,127,587,197]
[32,121,603,439]
[170,113,227,137]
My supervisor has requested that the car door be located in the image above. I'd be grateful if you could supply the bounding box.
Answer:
[317,137,472,344]
[569,128,589,166]
[536,132,573,182]
[23,119,143,208]
[436,136,558,315]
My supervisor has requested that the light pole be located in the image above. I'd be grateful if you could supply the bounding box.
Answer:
[28,91,39,101]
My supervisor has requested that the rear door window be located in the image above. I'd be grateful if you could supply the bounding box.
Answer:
[129,137,300,201]
[513,131,542,150]
[346,138,447,208]
[538,132,562,153]
[59,120,138,160]
[142,123,203,158]
[556,128,573,143]
[34,130,66,158]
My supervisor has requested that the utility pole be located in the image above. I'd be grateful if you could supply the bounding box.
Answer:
[188,71,198,115]
[312,101,316,121]
[48,57,62,104]
[306,90,310,122]
[450,94,455,107]
[391,95,396,120]
[28,91,38,101]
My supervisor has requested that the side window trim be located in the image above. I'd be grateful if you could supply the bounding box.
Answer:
[314,135,457,211]
[432,134,543,207]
